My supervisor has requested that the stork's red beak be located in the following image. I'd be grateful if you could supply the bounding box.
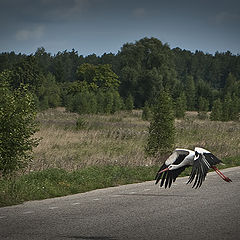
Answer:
[158,167,169,174]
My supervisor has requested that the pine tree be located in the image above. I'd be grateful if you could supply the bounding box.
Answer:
[175,93,187,119]
[222,94,232,121]
[125,94,134,111]
[184,75,195,110]
[229,94,239,121]
[142,101,152,121]
[197,97,209,119]
[145,91,175,157]
[210,99,222,121]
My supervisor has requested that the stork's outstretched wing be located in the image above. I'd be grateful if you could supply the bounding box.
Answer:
[155,149,191,188]
[187,150,222,188]
[156,165,188,188]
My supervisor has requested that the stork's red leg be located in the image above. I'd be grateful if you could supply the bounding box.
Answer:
[211,166,232,182]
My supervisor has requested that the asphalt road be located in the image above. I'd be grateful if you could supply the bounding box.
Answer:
[0,167,240,240]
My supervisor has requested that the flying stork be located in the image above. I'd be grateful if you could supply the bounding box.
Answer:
[155,147,232,189]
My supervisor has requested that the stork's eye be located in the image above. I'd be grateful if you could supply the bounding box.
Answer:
[195,151,199,157]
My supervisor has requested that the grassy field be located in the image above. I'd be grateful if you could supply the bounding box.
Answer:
[1,108,240,207]
[31,108,240,170]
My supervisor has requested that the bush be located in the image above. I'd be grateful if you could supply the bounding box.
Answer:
[0,72,39,175]
[76,117,88,130]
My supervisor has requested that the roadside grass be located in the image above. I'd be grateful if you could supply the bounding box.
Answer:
[1,158,239,207]
[0,165,159,207]
[1,108,240,207]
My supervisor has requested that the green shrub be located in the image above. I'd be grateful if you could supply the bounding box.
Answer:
[76,117,88,130]
[0,72,39,175]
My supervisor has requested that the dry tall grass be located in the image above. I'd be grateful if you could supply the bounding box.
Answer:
[30,108,240,171]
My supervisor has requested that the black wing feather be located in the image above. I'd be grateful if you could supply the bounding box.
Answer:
[155,152,190,188]
[155,163,168,184]
[204,153,222,165]
[156,165,189,188]
[187,153,213,189]
[160,171,168,187]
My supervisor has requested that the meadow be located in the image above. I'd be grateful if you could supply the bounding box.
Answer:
[1,108,240,207]
[32,108,240,171]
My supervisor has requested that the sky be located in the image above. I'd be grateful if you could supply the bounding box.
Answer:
[0,0,240,56]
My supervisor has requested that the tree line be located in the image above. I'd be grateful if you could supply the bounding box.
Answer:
[1,37,240,120]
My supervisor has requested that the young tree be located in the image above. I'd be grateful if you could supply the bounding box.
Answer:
[184,75,195,110]
[222,93,232,121]
[125,94,134,111]
[0,71,39,175]
[145,91,175,157]
[210,99,222,121]
[197,97,209,119]
[174,93,187,119]
[229,94,240,121]
[142,101,152,121]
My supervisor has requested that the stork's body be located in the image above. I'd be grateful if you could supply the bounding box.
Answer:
[155,147,232,188]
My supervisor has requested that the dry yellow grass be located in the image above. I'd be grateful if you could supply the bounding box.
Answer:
[30,108,240,171]
[31,108,150,171]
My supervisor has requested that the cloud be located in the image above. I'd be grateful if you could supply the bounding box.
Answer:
[214,11,240,25]
[43,0,91,20]
[16,25,45,41]
[133,8,146,18]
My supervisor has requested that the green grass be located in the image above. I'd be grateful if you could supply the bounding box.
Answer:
[0,165,159,207]
[1,156,240,207]
[1,108,240,207]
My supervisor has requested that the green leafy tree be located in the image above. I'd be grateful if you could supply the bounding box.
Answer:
[77,63,120,90]
[10,56,44,92]
[0,71,39,175]
[118,37,177,108]
[37,73,61,110]
[145,91,175,157]
[112,91,123,113]
[66,91,97,114]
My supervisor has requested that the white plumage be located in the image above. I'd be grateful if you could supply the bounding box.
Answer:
[155,147,232,188]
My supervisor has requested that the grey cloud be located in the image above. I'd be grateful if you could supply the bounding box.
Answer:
[214,11,240,25]
[15,25,45,41]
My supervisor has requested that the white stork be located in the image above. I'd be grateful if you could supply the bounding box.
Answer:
[155,147,232,189]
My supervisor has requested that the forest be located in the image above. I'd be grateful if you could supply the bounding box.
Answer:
[1,37,240,121]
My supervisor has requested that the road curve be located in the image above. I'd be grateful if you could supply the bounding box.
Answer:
[0,166,240,240]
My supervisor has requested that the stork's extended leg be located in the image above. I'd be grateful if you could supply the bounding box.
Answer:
[211,166,232,182]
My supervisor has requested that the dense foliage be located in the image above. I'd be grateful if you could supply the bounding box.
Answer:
[0,37,240,120]
[0,71,39,175]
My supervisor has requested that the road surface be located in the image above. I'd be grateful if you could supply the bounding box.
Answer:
[0,166,240,240]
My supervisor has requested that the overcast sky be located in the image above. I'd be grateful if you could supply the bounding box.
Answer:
[1,0,240,56]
